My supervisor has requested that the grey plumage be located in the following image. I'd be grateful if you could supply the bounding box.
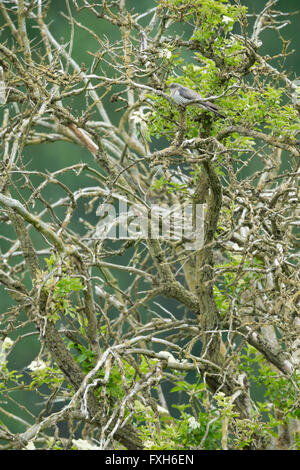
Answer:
[169,83,224,118]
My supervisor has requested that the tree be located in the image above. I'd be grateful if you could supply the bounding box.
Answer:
[0,0,299,450]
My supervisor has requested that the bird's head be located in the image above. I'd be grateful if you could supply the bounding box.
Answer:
[169,83,180,90]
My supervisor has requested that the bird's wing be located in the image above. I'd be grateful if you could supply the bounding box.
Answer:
[178,86,225,117]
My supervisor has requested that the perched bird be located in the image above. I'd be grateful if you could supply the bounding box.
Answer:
[169,83,225,118]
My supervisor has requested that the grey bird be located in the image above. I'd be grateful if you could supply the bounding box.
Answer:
[169,83,225,118]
